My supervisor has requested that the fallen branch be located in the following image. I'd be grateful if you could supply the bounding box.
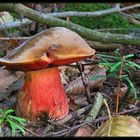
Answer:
[47,4,140,18]
[86,39,124,51]
[0,18,32,31]
[86,92,104,121]
[119,12,140,25]
[0,4,140,46]
[0,36,31,41]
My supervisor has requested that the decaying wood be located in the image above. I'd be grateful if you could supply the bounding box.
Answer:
[0,18,32,31]
[86,39,124,51]
[65,67,106,95]
[86,92,104,121]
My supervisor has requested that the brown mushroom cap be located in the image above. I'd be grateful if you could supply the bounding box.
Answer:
[0,27,95,71]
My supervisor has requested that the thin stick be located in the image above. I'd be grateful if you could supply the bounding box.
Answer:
[103,98,111,119]
[116,56,125,115]
[76,62,92,103]
[0,18,32,31]
[54,104,92,125]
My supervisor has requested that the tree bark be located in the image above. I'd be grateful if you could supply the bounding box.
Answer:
[0,18,32,31]
[47,4,140,18]
[0,3,140,46]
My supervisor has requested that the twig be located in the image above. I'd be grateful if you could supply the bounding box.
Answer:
[43,106,140,137]
[116,56,125,115]
[119,12,140,25]
[117,106,140,115]
[47,4,140,18]
[24,127,40,137]
[0,18,32,31]
[0,36,32,41]
[103,98,111,119]
[53,104,92,125]
[76,62,92,103]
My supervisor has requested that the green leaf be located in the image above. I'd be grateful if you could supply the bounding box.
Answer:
[99,62,115,67]
[6,118,16,136]
[97,54,119,60]
[0,118,4,125]
[114,50,122,58]
[110,61,122,72]
[0,109,5,115]
[4,109,14,116]
[125,54,134,58]
[8,115,27,124]
[125,77,137,99]
[126,61,140,69]
[97,55,113,64]
[6,118,26,135]
[120,75,128,79]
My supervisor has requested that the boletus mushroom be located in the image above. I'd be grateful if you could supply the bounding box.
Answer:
[0,27,95,122]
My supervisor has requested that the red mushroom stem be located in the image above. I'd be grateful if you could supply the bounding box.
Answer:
[16,67,69,121]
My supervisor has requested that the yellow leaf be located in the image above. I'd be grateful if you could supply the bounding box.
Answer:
[93,115,140,136]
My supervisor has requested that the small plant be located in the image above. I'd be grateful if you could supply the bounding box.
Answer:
[0,108,27,136]
[91,49,140,114]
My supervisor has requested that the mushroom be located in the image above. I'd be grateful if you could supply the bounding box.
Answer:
[0,27,95,123]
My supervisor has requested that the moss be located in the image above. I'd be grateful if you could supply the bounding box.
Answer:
[58,3,139,30]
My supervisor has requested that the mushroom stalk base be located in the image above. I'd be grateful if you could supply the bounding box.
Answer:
[16,67,69,122]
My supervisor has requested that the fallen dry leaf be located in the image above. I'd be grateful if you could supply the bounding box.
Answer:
[75,125,94,137]
[65,67,106,95]
[0,69,24,92]
[93,115,140,136]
